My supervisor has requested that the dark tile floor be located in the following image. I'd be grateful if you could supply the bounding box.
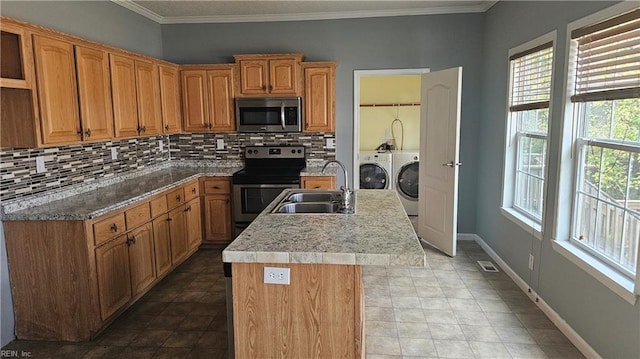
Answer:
[2,234,584,358]
[1,249,229,358]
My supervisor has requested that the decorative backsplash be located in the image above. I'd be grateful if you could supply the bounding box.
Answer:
[169,132,336,161]
[0,136,170,202]
[0,132,335,203]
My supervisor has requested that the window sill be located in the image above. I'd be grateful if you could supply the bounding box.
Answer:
[552,240,637,305]
[500,207,543,240]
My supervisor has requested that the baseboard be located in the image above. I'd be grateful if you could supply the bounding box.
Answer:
[472,234,602,359]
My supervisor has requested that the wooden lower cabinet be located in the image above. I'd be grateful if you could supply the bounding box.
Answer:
[186,198,203,250]
[201,177,233,244]
[232,263,364,358]
[301,175,336,190]
[128,223,156,297]
[95,235,132,321]
[168,204,188,264]
[152,213,172,277]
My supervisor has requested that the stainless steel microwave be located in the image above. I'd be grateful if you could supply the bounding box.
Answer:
[236,97,302,132]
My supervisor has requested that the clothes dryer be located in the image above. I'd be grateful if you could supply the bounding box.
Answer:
[392,151,419,215]
[359,151,393,190]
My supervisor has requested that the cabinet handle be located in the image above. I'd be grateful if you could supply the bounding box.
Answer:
[192,188,197,194]
[184,205,191,212]
[137,125,142,134]
[268,85,273,92]
[110,223,118,232]
[165,124,169,131]
[126,236,136,246]
[262,85,266,91]
[85,128,92,137]
[77,129,82,137]
[213,186,219,189]
[207,123,212,129]
[141,125,146,133]
[176,194,181,202]
[167,217,172,222]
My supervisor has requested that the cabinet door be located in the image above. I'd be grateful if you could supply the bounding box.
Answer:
[181,70,210,132]
[152,214,172,277]
[128,223,156,297]
[75,46,114,141]
[207,68,235,131]
[203,194,232,243]
[238,59,268,95]
[185,198,203,250]
[135,60,162,136]
[303,63,335,132]
[301,176,335,190]
[168,205,188,264]
[269,58,299,95]
[158,65,182,134]
[95,235,132,320]
[110,54,139,138]
[33,35,80,144]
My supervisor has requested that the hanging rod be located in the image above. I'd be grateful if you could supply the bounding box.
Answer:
[359,103,420,107]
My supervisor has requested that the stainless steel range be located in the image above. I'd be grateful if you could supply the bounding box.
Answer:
[232,145,306,236]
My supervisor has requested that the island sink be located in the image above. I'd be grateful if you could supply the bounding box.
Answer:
[271,189,354,214]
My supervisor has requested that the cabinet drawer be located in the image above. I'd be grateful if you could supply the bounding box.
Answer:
[150,196,167,217]
[184,180,200,201]
[202,178,231,194]
[166,187,185,209]
[93,213,126,246]
[125,202,151,229]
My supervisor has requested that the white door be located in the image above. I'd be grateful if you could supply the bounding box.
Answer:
[418,67,462,256]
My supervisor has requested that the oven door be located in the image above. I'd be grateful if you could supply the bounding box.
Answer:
[232,184,300,231]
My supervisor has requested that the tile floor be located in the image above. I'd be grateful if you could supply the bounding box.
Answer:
[2,234,584,358]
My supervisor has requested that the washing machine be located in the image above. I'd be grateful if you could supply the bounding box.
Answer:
[359,151,393,190]
[393,151,419,215]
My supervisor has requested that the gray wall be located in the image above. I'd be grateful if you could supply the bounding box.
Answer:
[0,1,163,347]
[0,0,163,58]
[161,14,484,234]
[479,1,639,358]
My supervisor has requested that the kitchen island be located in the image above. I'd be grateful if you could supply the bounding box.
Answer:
[223,189,425,358]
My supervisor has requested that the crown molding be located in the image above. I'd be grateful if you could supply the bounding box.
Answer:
[112,0,498,25]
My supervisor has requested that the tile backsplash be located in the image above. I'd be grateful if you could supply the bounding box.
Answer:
[0,132,335,203]
[0,136,169,202]
[169,132,336,161]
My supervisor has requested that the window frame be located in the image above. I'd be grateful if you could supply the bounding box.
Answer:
[501,31,557,240]
[554,2,640,304]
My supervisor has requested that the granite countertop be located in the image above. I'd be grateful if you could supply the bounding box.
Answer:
[2,165,241,221]
[222,189,426,267]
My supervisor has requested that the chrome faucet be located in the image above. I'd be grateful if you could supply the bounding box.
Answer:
[322,160,354,214]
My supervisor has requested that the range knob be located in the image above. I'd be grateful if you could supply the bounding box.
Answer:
[291,149,295,153]
[297,149,302,153]
[247,149,253,154]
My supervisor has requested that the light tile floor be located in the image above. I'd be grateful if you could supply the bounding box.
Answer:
[2,228,584,358]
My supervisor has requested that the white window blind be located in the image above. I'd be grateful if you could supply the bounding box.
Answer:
[571,9,640,102]
[509,42,554,111]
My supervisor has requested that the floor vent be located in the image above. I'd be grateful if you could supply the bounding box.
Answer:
[477,260,499,272]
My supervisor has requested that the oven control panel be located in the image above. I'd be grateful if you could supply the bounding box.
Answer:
[245,145,305,159]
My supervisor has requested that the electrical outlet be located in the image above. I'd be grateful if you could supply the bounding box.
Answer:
[326,138,335,149]
[158,140,164,152]
[529,254,534,270]
[217,139,225,149]
[111,147,118,160]
[35,156,46,173]
[264,267,290,285]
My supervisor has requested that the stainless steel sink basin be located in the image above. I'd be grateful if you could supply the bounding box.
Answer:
[285,191,342,203]
[272,202,340,214]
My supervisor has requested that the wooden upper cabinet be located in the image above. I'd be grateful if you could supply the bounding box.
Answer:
[207,67,235,131]
[75,46,114,141]
[110,54,139,138]
[234,54,303,97]
[1,23,35,89]
[135,59,162,136]
[33,34,81,145]
[303,62,336,132]
[181,70,210,132]
[158,64,182,134]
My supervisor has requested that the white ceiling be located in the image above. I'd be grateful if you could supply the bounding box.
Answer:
[113,0,497,24]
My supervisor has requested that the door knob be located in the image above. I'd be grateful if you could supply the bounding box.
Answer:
[442,161,462,167]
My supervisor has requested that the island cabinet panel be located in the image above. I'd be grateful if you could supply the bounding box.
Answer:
[75,45,114,141]
[127,223,156,297]
[3,220,100,341]
[33,34,81,145]
[232,263,364,358]
[95,235,132,321]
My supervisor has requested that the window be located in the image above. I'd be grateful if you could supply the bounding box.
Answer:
[569,9,640,278]
[502,35,554,232]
